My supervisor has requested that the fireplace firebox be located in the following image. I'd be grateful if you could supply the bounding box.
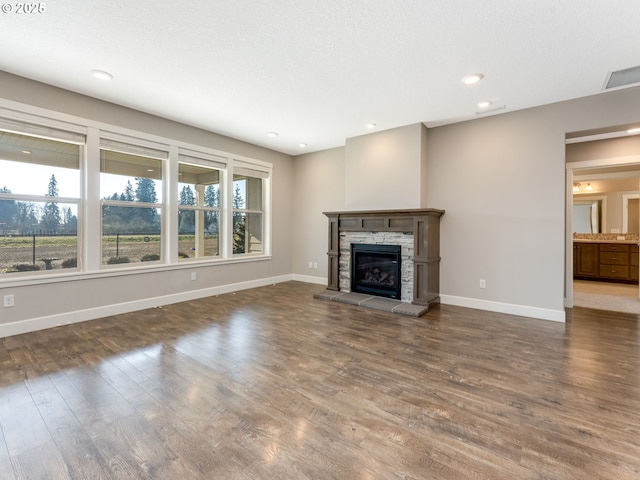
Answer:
[351,243,401,299]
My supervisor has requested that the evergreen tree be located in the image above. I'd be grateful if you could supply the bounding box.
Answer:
[133,177,159,232]
[179,185,195,206]
[232,184,246,253]
[232,184,244,211]
[62,206,78,233]
[204,184,219,207]
[233,215,246,254]
[0,186,17,231]
[15,201,38,233]
[41,174,61,231]
[204,184,219,233]
[135,177,157,203]
[178,185,196,233]
[123,180,135,201]
[119,182,134,226]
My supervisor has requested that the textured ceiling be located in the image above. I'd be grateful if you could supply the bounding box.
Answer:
[1,1,640,155]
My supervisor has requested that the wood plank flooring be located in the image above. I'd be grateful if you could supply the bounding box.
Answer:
[1,281,640,479]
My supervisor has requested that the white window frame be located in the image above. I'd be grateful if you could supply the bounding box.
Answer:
[0,113,85,274]
[0,102,273,285]
[99,135,169,268]
[177,149,226,261]
[229,159,271,257]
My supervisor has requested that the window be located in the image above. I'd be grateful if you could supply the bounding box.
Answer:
[100,139,166,266]
[178,153,223,260]
[232,167,266,255]
[0,124,83,275]
[0,109,272,280]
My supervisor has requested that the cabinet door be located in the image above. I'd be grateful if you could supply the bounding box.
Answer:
[575,243,599,277]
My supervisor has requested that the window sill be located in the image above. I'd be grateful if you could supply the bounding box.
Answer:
[0,254,273,288]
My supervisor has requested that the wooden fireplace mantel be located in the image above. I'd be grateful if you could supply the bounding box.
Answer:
[322,208,444,308]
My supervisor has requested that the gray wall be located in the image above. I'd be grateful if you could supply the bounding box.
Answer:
[344,123,426,210]
[0,72,294,334]
[292,147,345,280]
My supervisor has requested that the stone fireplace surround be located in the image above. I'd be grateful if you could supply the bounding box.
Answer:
[322,209,444,310]
[340,231,413,302]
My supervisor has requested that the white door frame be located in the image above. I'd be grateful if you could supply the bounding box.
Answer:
[565,155,640,308]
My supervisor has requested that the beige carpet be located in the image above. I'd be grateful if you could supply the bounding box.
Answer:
[573,280,640,314]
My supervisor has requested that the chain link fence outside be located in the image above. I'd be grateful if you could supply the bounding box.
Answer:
[0,232,77,272]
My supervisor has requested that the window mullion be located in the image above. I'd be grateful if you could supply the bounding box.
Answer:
[84,127,101,272]
[166,145,179,263]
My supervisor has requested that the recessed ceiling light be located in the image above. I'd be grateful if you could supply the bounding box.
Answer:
[21,150,32,154]
[299,143,307,148]
[91,69,113,81]
[477,100,492,109]
[627,127,640,134]
[462,73,484,85]
[366,123,376,129]
[267,132,278,138]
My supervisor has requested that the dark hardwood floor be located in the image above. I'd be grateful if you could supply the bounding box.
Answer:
[1,281,640,479]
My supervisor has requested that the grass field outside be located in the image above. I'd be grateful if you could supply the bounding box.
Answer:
[0,234,219,273]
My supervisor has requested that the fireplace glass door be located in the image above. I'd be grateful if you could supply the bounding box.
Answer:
[351,244,401,299]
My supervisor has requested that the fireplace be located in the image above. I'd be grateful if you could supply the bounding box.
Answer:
[323,209,444,308]
[351,244,402,299]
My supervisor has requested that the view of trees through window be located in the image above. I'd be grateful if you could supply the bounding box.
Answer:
[0,129,80,273]
[102,178,160,234]
[232,173,263,254]
[0,176,78,235]
[0,122,269,276]
[177,161,221,260]
[100,147,164,265]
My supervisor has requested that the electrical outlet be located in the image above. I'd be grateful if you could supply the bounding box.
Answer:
[313,262,318,269]
[190,272,197,281]
[479,279,486,289]
[3,294,15,308]
[308,261,313,268]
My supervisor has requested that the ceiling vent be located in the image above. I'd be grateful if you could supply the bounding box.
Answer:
[603,65,640,90]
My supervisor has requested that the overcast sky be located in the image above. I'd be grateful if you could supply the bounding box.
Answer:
[0,159,237,204]
[1,159,160,200]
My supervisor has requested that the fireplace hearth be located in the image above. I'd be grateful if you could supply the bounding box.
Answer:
[351,243,402,299]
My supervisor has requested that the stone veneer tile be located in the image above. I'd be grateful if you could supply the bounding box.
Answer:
[339,231,414,302]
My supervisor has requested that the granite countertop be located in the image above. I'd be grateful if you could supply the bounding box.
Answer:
[573,239,639,245]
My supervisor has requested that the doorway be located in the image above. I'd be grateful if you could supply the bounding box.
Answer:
[566,149,640,313]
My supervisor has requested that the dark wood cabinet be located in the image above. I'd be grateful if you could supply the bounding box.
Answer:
[574,242,639,283]
[573,242,599,277]
[599,244,629,280]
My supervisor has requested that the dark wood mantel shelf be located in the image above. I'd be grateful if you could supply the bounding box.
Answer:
[323,208,444,309]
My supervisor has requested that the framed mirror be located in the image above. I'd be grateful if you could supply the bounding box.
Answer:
[573,200,601,233]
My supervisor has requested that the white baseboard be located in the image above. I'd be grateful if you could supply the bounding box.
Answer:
[291,274,327,285]
[439,294,566,323]
[0,274,295,338]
